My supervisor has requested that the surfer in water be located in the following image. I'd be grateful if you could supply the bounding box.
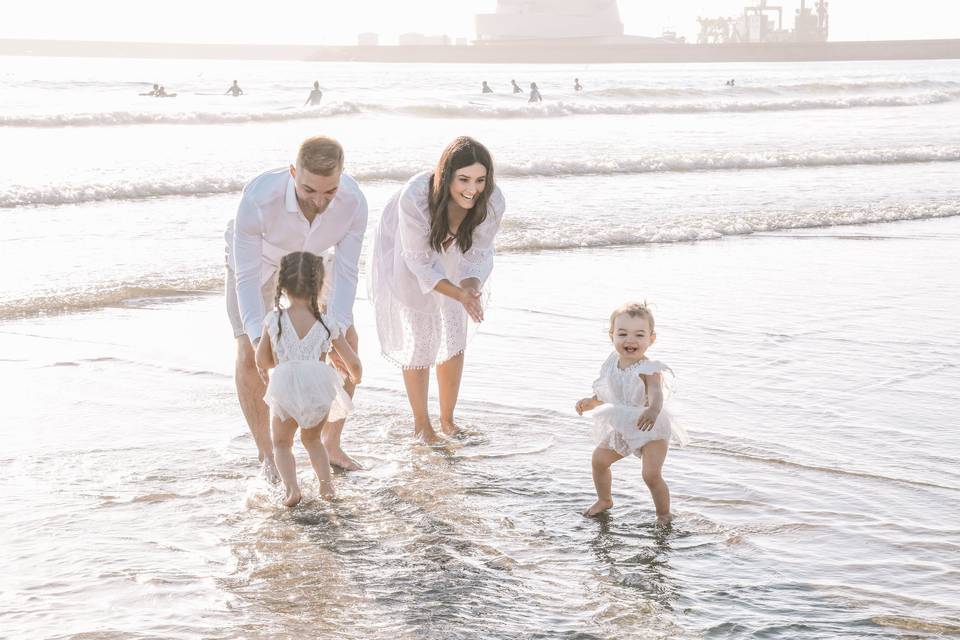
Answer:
[482,81,493,94]
[226,80,244,97]
[529,82,543,103]
[511,79,523,94]
[304,81,323,106]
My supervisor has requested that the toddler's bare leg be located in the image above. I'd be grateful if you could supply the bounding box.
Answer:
[301,421,335,500]
[271,417,301,507]
[641,439,671,524]
[585,447,624,516]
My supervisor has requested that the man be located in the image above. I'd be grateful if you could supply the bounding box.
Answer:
[225,136,368,478]
[226,80,244,97]
[304,81,323,106]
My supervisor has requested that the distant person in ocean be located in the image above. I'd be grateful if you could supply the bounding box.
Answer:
[225,135,368,478]
[256,251,362,507]
[511,79,523,94]
[529,82,543,103]
[725,78,736,86]
[481,81,493,94]
[574,78,583,92]
[140,83,160,96]
[156,86,171,97]
[225,80,244,97]
[304,81,323,106]
[575,302,689,523]
[369,137,506,444]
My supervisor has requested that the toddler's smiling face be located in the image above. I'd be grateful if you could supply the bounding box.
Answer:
[610,313,656,365]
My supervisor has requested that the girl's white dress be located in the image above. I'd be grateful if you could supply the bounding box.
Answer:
[369,170,506,369]
[262,309,352,428]
[591,353,690,457]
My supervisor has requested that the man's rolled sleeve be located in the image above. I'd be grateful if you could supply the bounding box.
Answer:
[233,196,266,342]
[328,192,368,330]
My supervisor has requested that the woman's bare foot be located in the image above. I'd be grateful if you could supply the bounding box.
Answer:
[326,447,362,471]
[283,487,302,507]
[414,425,441,444]
[439,420,461,436]
[583,499,614,517]
[656,512,673,526]
[318,479,336,501]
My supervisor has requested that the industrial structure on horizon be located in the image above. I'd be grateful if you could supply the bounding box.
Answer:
[475,0,831,45]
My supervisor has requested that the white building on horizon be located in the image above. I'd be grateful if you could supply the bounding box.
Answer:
[476,0,625,42]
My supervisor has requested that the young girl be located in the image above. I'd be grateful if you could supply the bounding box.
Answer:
[575,302,689,523]
[255,251,362,507]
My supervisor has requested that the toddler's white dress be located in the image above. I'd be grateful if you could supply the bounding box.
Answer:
[262,309,352,428]
[591,353,689,456]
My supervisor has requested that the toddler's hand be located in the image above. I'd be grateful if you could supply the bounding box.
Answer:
[637,407,659,431]
[575,397,598,415]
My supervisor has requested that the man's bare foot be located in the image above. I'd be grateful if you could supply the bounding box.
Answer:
[583,499,614,517]
[439,420,461,436]
[656,512,673,526]
[325,446,362,471]
[318,479,336,501]
[283,487,302,507]
[260,458,281,484]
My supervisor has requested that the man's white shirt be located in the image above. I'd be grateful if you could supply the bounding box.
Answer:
[228,168,368,341]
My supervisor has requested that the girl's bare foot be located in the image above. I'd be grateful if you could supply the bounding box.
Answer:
[319,479,336,501]
[656,512,673,526]
[260,459,281,485]
[583,499,614,517]
[283,488,302,507]
[327,448,363,471]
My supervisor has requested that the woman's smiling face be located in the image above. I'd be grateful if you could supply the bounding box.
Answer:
[448,162,487,210]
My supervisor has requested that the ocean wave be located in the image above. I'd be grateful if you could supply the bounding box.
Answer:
[0,103,362,127]
[496,200,960,252]
[4,147,959,208]
[0,278,223,321]
[592,79,960,98]
[2,89,957,128]
[2,201,957,319]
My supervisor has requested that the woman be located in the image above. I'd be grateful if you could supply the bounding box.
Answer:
[370,137,506,442]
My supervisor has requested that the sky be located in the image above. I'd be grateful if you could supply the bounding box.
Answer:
[1,0,958,45]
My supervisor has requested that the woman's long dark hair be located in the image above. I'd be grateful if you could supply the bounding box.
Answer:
[427,137,495,253]
[273,251,331,341]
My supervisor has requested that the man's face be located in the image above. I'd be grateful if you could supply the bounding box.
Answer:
[290,164,341,216]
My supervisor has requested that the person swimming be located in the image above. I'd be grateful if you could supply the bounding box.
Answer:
[304,81,323,106]
[225,80,244,97]
[511,79,523,94]
[481,81,493,94]
[140,83,159,96]
[574,78,583,92]
[529,82,543,103]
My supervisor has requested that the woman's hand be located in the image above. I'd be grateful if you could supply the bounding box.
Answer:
[637,407,660,431]
[459,286,484,323]
[576,397,602,415]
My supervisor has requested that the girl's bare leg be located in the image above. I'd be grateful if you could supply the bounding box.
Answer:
[437,352,464,435]
[402,367,439,443]
[586,447,624,516]
[300,422,335,500]
[641,439,671,524]
[272,417,301,507]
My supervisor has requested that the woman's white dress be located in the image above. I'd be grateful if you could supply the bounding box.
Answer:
[591,353,690,457]
[369,170,506,369]
[262,309,352,428]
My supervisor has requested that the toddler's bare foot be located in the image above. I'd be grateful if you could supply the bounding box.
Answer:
[583,499,614,517]
[318,479,336,501]
[656,512,673,526]
[439,420,461,436]
[283,487,302,507]
[326,446,362,471]
[260,459,281,485]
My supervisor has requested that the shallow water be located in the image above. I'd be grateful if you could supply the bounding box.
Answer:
[1,56,959,638]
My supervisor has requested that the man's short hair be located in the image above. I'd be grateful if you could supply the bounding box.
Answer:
[297,136,344,176]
